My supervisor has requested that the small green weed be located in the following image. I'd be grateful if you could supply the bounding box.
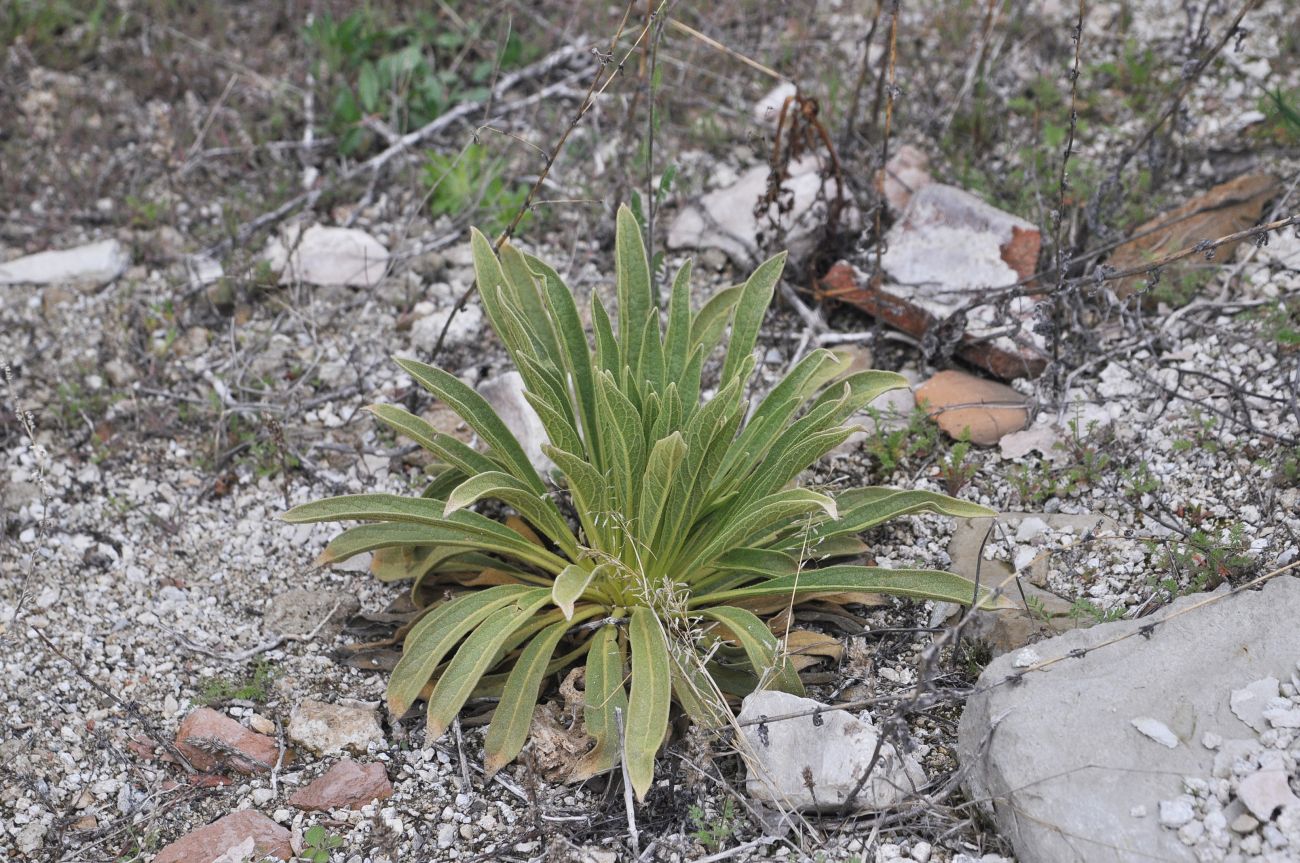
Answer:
[1024,594,1053,623]
[306,10,529,155]
[424,143,529,234]
[1122,460,1160,500]
[1148,266,1216,309]
[125,195,164,229]
[1067,597,1125,624]
[937,436,977,496]
[1087,40,1162,115]
[54,379,111,429]
[1009,417,1113,507]
[689,799,738,853]
[302,825,345,863]
[1260,87,1300,143]
[860,406,942,477]
[1,0,118,68]
[1240,296,1300,349]
[1170,410,1221,455]
[197,659,278,705]
[1158,518,1253,588]
[1275,449,1300,488]
[112,828,162,863]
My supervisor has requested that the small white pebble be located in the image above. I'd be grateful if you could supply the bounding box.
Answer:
[1013,648,1041,668]
[1178,820,1205,845]
[1160,798,1196,828]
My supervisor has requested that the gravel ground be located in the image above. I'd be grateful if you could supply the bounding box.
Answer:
[3,1,1300,861]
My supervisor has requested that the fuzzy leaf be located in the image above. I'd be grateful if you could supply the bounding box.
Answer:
[615,204,654,360]
[387,585,536,714]
[692,565,1010,609]
[663,260,693,382]
[394,356,545,494]
[638,432,686,547]
[719,251,786,387]
[283,493,569,574]
[366,404,497,477]
[482,618,570,777]
[444,471,578,560]
[552,563,604,620]
[690,284,743,357]
[572,624,627,780]
[625,608,671,801]
[807,489,997,545]
[426,590,553,740]
[698,605,803,696]
[316,523,445,566]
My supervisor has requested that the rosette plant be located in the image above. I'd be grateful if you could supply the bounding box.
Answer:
[284,207,1001,799]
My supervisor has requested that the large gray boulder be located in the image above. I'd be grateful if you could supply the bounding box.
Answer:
[957,576,1300,863]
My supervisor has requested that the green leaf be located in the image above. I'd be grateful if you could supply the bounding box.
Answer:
[552,563,604,620]
[669,655,728,727]
[315,522,446,566]
[625,608,670,801]
[682,488,837,573]
[638,432,686,547]
[444,471,579,560]
[482,618,570,776]
[720,251,786,387]
[358,61,380,112]
[807,488,996,545]
[470,227,514,344]
[572,624,627,780]
[692,565,1009,609]
[394,356,545,494]
[387,585,537,714]
[426,590,553,740]
[615,204,654,355]
[690,284,743,358]
[663,260,693,382]
[711,547,800,577]
[499,243,562,365]
[526,252,601,465]
[366,403,497,477]
[594,369,645,516]
[283,493,569,574]
[697,606,803,695]
[544,446,612,551]
[591,292,620,376]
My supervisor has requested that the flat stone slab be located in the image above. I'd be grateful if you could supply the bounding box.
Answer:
[264,588,358,639]
[153,810,291,863]
[289,758,393,811]
[737,690,926,812]
[914,370,1029,445]
[957,576,1300,863]
[174,707,281,774]
[666,155,852,266]
[264,224,389,287]
[0,239,129,286]
[288,699,384,756]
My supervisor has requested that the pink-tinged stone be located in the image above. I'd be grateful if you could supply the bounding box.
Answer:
[878,144,933,214]
[289,758,394,811]
[915,369,1030,445]
[174,707,282,774]
[153,811,292,863]
[883,183,1041,284]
